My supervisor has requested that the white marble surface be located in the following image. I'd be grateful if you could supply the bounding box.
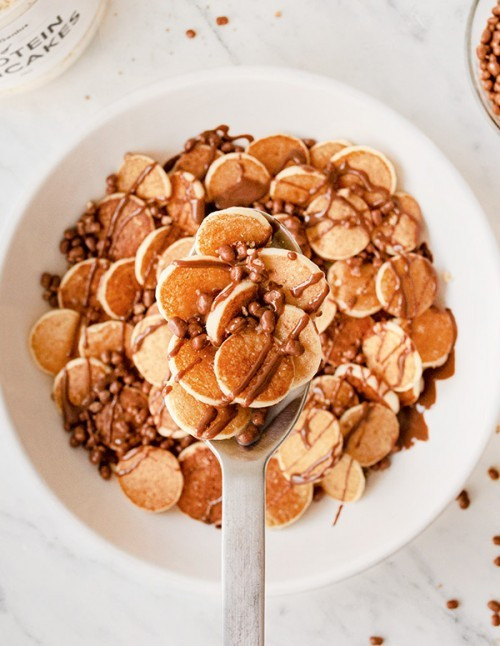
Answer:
[0,0,499,644]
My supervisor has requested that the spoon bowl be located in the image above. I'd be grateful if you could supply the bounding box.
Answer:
[199,212,314,646]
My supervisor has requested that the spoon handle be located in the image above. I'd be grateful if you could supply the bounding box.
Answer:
[222,459,266,646]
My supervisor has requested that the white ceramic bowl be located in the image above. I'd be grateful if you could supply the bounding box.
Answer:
[0,67,498,595]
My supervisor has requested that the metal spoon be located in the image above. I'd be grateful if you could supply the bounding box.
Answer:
[204,215,311,646]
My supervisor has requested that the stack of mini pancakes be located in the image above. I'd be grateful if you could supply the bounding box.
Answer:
[156,207,325,447]
[28,127,456,528]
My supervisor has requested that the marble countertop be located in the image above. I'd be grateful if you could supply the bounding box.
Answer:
[0,0,499,644]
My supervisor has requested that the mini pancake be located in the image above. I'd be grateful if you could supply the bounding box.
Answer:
[29,309,82,375]
[148,385,188,439]
[166,171,205,235]
[116,446,183,513]
[277,408,343,484]
[173,144,223,180]
[274,305,322,388]
[269,165,326,206]
[134,225,184,288]
[205,152,271,209]
[327,259,381,317]
[78,320,133,360]
[214,329,295,408]
[97,258,142,320]
[156,256,231,321]
[305,188,371,260]
[312,292,337,333]
[398,378,423,406]
[194,207,272,256]
[131,315,172,387]
[117,153,171,201]
[146,302,160,317]
[341,402,399,467]
[93,386,149,449]
[376,252,437,318]
[320,454,365,502]
[177,442,222,525]
[308,375,359,418]
[168,336,225,405]
[155,236,195,280]
[246,134,310,176]
[273,213,312,257]
[363,321,422,392]
[258,248,329,314]
[309,139,352,170]
[371,192,422,255]
[206,280,258,346]
[330,145,397,194]
[52,357,109,413]
[58,258,110,317]
[334,363,400,414]
[321,313,374,367]
[397,306,456,369]
[265,456,313,529]
[97,193,155,261]
[165,381,250,440]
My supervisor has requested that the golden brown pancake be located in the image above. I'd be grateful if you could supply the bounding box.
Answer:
[117,153,171,201]
[58,258,110,318]
[97,193,155,261]
[29,309,81,375]
[265,456,313,528]
[205,152,271,209]
[247,134,310,176]
[341,402,399,467]
[117,446,183,512]
[214,329,295,408]
[376,252,437,318]
[177,442,222,524]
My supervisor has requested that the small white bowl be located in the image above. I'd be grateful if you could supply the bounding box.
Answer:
[0,67,498,595]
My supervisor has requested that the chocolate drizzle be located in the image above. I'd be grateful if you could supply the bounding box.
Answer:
[214,160,269,209]
[115,445,154,477]
[131,319,167,353]
[99,162,158,258]
[290,271,324,298]
[172,258,231,270]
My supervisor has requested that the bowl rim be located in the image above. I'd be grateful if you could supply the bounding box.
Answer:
[0,65,499,596]
[465,0,500,133]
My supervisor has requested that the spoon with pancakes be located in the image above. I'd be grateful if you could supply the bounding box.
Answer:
[156,207,326,646]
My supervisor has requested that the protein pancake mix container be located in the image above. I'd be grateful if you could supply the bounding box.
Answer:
[0,0,107,94]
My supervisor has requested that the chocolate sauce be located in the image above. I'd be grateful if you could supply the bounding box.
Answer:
[99,162,158,258]
[397,351,455,449]
[214,161,268,209]
[172,258,231,270]
[333,504,344,526]
[397,406,428,449]
[82,259,99,309]
[289,437,342,484]
[290,271,324,298]
[60,367,81,428]
[173,356,203,382]
[198,405,239,440]
[303,282,329,314]
[115,445,153,477]
[131,319,167,353]
[211,280,240,308]
[141,226,183,287]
